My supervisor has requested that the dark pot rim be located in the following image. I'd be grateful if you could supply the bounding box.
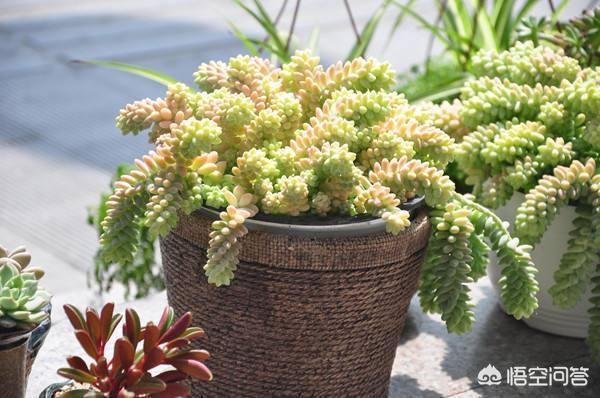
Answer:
[195,196,426,238]
[0,330,31,348]
[0,303,51,344]
[39,381,72,398]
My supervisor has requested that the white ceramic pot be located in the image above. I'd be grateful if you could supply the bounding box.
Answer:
[487,192,592,338]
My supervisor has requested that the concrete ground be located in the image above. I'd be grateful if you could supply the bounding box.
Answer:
[0,0,598,396]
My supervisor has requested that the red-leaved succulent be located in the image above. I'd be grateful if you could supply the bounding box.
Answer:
[58,303,211,397]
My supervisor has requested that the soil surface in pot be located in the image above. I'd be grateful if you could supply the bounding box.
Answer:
[198,197,425,225]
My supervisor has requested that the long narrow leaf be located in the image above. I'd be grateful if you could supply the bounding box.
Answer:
[550,0,571,24]
[391,1,451,46]
[513,0,539,30]
[228,21,260,56]
[493,0,516,49]
[447,0,473,40]
[248,0,288,56]
[249,37,288,59]
[383,0,418,51]
[74,60,178,87]
[410,80,467,103]
[469,0,497,50]
[346,0,392,60]
[438,1,466,52]
[307,26,320,53]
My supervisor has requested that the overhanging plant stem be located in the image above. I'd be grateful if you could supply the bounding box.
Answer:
[453,193,510,235]
[96,48,545,339]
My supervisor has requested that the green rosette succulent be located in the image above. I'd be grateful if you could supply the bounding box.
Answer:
[0,245,51,330]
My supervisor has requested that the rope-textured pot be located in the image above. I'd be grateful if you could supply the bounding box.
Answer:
[161,206,430,398]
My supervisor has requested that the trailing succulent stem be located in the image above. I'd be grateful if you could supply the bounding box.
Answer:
[88,165,163,299]
[421,42,600,358]
[101,48,542,336]
[420,194,539,334]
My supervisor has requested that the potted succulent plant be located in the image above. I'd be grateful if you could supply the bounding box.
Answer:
[425,42,600,359]
[0,244,52,398]
[40,303,211,397]
[97,50,537,397]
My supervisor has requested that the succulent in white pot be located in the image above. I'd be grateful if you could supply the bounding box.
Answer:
[424,41,600,360]
[487,192,593,338]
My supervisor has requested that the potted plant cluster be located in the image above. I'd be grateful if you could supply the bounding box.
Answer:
[0,244,52,398]
[97,49,538,396]
[40,303,211,397]
[418,42,600,358]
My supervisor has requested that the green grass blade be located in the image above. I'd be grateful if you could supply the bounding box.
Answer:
[493,0,516,49]
[383,0,418,51]
[233,0,288,60]
[447,0,472,39]
[74,60,178,86]
[250,0,289,55]
[439,1,466,52]
[411,80,467,103]
[248,37,287,57]
[513,0,539,30]
[468,0,497,50]
[346,0,392,60]
[307,26,320,53]
[550,0,571,24]
[392,1,451,46]
[228,21,260,56]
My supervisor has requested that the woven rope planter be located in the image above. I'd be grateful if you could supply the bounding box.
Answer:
[161,207,430,398]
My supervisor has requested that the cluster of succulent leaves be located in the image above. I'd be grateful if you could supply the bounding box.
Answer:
[99,49,540,337]
[518,7,600,68]
[58,303,211,397]
[88,164,163,299]
[428,41,600,359]
[0,245,50,331]
[390,0,570,102]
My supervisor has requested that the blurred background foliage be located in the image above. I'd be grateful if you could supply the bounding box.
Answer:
[88,0,599,298]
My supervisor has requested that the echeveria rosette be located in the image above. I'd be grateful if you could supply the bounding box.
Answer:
[100,49,538,337]
[0,245,50,330]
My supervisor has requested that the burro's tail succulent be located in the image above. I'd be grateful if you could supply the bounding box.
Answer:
[100,49,540,337]
[0,245,50,330]
[418,41,600,359]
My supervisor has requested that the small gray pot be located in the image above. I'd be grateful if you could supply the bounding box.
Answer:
[38,381,72,398]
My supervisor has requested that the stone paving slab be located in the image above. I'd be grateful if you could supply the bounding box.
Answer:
[26,278,600,398]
